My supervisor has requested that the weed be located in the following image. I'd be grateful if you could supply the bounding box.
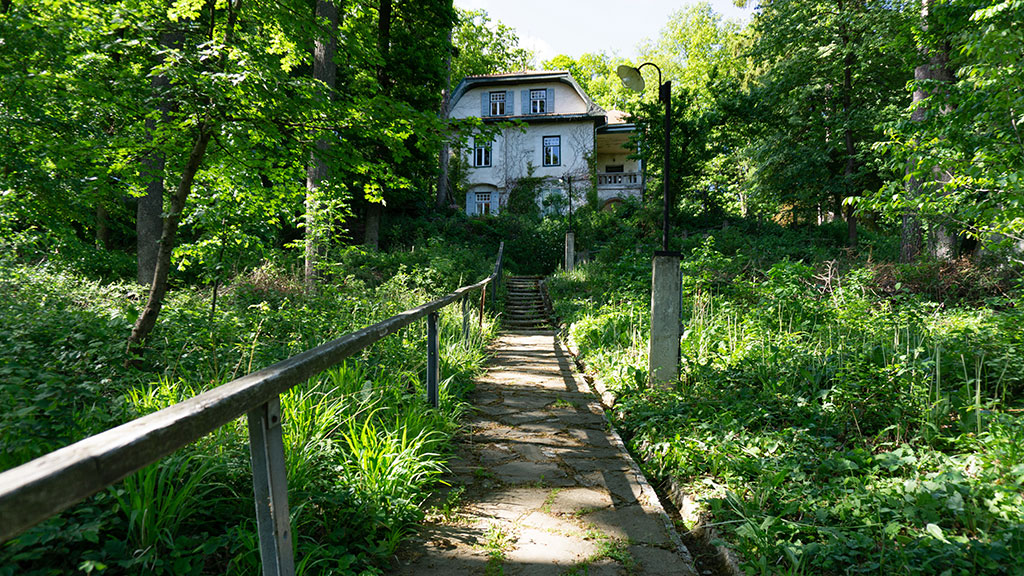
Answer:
[548,225,1024,575]
[0,243,499,575]
[551,397,575,409]
[541,488,562,514]
[482,523,516,576]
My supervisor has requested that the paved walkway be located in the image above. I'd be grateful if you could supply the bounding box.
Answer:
[390,331,696,576]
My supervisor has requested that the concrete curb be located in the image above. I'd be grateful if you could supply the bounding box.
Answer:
[556,325,745,576]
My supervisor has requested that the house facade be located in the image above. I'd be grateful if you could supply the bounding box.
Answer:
[447,71,640,216]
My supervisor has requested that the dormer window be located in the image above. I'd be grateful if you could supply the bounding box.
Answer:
[489,92,505,116]
[530,89,546,114]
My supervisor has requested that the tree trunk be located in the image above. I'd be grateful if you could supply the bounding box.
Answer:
[900,192,923,263]
[363,0,389,249]
[128,127,212,349]
[364,203,381,249]
[304,0,339,289]
[137,30,182,285]
[95,204,111,249]
[137,142,165,284]
[927,39,956,259]
[839,0,858,247]
[902,0,955,262]
[901,57,930,263]
[435,5,454,210]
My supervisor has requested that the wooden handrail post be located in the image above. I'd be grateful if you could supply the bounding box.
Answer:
[491,241,504,301]
[0,239,508,547]
[478,286,486,331]
[461,296,470,343]
[247,396,295,576]
[426,311,440,408]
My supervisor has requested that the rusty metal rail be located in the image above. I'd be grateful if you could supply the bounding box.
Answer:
[0,241,504,575]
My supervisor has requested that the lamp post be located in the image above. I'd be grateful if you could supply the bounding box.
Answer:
[618,62,680,386]
[617,63,671,251]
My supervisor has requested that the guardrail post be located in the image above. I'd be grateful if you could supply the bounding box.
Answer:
[491,242,504,300]
[427,311,440,408]
[247,397,295,576]
[461,296,470,343]
[478,287,487,330]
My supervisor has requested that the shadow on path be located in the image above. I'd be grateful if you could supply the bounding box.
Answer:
[389,331,696,576]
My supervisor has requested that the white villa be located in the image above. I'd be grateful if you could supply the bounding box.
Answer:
[447,70,641,216]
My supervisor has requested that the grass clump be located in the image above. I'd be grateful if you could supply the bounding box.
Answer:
[0,242,500,575]
[548,222,1024,576]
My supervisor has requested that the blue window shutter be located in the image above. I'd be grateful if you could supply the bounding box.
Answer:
[506,90,514,115]
[521,90,529,114]
[466,191,476,215]
[481,92,488,116]
[546,88,555,113]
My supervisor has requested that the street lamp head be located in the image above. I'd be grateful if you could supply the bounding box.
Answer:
[616,65,645,92]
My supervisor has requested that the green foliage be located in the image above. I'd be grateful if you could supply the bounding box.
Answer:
[548,221,1023,575]
[452,8,533,83]
[862,0,1024,246]
[542,52,641,111]
[0,243,500,574]
[505,174,546,219]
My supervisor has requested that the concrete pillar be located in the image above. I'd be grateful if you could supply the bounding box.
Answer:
[565,232,575,272]
[649,251,681,385]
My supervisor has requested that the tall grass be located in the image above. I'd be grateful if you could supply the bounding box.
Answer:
[0,245,500,575]
[548,236,1024,576]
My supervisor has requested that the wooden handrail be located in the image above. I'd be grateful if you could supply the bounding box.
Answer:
[0,242,504,549]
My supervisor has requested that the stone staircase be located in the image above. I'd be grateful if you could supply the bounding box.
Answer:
[502,275,550,330]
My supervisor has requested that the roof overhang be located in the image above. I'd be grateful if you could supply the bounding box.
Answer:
[597,123,637,134]
[482,113,602,125]
[450,71,606,119]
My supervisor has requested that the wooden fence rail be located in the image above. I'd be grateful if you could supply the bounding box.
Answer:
[0,242,504,576]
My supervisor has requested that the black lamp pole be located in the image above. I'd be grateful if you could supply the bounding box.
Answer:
[658,78,671,252]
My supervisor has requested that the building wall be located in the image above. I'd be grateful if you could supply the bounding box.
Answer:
[463,119,595,216]
[449,82,589,120]
[594,153,640,174]
[453,78,632,216]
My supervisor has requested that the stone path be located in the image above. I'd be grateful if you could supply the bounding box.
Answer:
[390,331,697,576]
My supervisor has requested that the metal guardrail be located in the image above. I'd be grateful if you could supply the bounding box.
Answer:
[0,241,504,576]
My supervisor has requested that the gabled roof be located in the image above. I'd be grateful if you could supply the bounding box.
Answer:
[450,70,606,119]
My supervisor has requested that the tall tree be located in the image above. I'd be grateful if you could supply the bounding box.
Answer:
[879,0,1023,259]
[901,0,956,261]
[435,0,455,210]
[746,0,915,237]
[362,0,391,249]
[137,29,183,285]
[451,8,533,83]
[305,0,340,286]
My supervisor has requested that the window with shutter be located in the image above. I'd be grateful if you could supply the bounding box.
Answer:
[530,89,546,114]
[489,92,505,116]
[476,192,492,215]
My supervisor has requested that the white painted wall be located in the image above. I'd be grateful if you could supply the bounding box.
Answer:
[594,153,640,173]
[449,82,589,120]
[452,77,643,216]
[463,120,595,192]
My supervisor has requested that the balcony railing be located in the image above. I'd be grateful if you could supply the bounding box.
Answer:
[597,172,640,188]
